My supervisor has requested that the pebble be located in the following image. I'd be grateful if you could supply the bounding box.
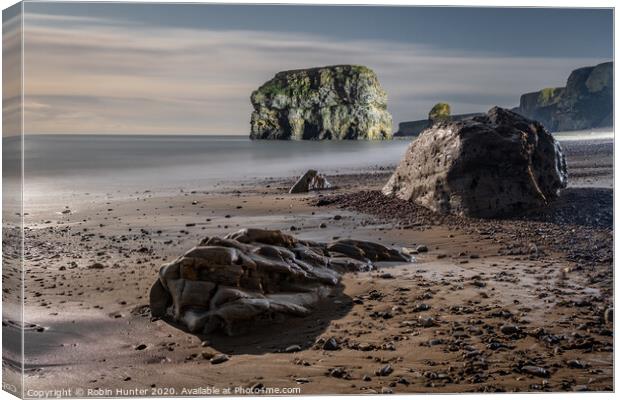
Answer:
[322,337,340,351]
[413,303,430,312]
[500,324,521,335]
[415,245,428,253]
[419,316,437,327]
[328,367,349,379]
[376,364,393,376]
[210,354,230,364]
[604,307,613,323]
[358,343,374,351]
[285,344,302,353]
[566,359,586,369]
[521,365,550,377]
[397,377,410,385]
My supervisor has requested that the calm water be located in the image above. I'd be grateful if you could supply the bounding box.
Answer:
[4,130,612,203]
[9,135,412,201]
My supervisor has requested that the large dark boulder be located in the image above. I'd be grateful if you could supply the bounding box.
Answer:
[383,107,568,218]
[514,61,612,131]
[250,65,392,140]
[150,228,409,336]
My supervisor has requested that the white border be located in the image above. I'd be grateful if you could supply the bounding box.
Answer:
[0,1,616,400]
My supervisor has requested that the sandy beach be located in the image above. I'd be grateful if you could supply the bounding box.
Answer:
[3,138,613,395]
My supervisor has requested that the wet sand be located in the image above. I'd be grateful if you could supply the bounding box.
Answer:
[3,139,613,395]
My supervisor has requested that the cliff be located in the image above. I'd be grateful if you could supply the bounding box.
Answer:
[250,65,393,140]
[514,62,612,131]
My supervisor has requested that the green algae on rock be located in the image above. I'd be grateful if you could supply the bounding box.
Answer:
[250,65,393,140]
[428,102,451,124]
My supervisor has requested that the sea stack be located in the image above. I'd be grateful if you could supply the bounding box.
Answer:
[250,65,393,140]
[383,107,568,218]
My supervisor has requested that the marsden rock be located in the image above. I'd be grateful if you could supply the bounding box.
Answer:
[150,228,409,336]
[382,107,568,218]
[250,65,393,140]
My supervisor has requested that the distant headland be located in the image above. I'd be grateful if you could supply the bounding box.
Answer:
[395,61,613,137]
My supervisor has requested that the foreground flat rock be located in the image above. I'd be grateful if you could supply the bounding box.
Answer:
[150,228,409,336]
[250,65,393,140]
[383,107,568,218]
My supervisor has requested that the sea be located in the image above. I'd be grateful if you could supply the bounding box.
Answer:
[3,129,613,204]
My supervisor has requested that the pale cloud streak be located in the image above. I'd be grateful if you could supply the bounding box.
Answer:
[22,12,607,135]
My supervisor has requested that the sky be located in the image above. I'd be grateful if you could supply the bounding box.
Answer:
[10,3,615,135]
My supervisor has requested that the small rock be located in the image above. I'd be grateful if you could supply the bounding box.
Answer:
[358,343,374,351]
[323,337,340,351]
[415,245,428,253]
[210,354,230,364]
[376,364,393,376]
[604,307,613,323]
[413,303,430,312]
[419,316,437,327]
[328,367,349,379]
[521,365,550,378]
[566,359,587,369]
[500,324,521,335]
[285,344,302,353]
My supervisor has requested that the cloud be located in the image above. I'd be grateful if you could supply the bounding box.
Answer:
[3,10,23,137]
[22,12,607,135]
